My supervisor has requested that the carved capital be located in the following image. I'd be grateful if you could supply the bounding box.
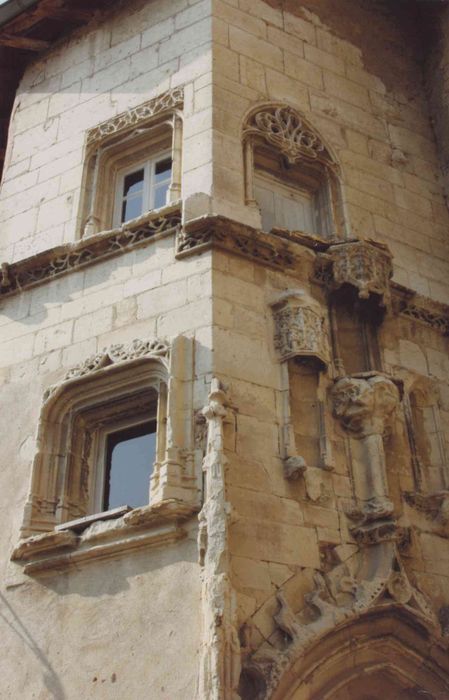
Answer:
[270,289,330,368]
[322,240,393,306]
[332,374,399,437]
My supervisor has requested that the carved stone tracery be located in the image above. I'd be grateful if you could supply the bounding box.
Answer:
[86,87,184,146]
[243,105,332,165]
[0,206,181,299]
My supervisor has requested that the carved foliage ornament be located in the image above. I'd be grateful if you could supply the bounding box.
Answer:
[86,87,184,145]
[271,290,330,368]
[243,105,331,165]
[0,207,181,299]
[176,216,295,270]
[326,240,393,306]
[44,338,170,401]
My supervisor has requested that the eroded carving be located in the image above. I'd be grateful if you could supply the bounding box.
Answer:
[404,491,449,537]
[243,105,331,165]
[332,374,400,544]
[332,374,399,437]
[86,87,184,145]
[0,207,181,299]
[198,379,241,700]
[46,338,170,393]
[241,541,437,699]
[270,289,330,368]
[319,240,393,306]
[176,216,294,270]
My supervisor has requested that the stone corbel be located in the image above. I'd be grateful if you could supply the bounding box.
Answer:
[271,290,333,495]
[316,239,393,308]
[331,373,400,543]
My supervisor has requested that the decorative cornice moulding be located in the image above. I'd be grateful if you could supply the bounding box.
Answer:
[176,215,295,270]
[0,204,181,300]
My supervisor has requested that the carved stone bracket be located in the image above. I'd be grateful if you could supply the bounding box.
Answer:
[86,87,184,146]
[0,205,181,300]
[270,289,330,368]
[316,239,393,307]
[176,216,295,270]
[243,104,333,165]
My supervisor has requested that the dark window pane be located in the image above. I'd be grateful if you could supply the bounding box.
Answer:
[155,157,172,182]
[121,194,143,223]
[153,183,169,209]
[104,421,156,510]
[123,169,144,197]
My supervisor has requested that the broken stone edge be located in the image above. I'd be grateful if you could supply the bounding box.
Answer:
[11,498,199,575]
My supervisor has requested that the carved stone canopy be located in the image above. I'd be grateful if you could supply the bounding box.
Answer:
[324,239,393,307]
[243,104,334,166]
[270,289,330,369]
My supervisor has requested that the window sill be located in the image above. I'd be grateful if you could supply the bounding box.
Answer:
[0,202,181,300]
[11,499,198,575]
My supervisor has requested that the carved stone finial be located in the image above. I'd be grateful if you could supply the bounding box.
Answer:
[270,289,330,368]
[332,374,399,437]
[324,240,393,307]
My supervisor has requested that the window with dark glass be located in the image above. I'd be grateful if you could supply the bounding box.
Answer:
[103,421,157,510]
[114,153,172,226]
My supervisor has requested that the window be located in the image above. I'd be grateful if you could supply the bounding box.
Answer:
[330,289,382,376]
[113,153,172,227]
[104,421,156,510]
[79,89,183,237]
[21,336,198,537]
[243,104,346,239]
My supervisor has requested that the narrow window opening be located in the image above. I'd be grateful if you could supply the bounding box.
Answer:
[103,420,157,510]
[331,288,382,375]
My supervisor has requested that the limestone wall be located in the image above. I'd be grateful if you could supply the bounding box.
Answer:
[0,1,213,697]
[0,0,213,263]
[211,0,449,303]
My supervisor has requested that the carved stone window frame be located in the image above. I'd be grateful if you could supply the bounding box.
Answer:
[20,335,198,539]
[242,102,348,239]
[78,87,184,238]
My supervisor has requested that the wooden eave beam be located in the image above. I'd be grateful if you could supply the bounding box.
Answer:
[4,1,92,36]
[0,33,50,51]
